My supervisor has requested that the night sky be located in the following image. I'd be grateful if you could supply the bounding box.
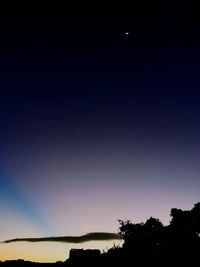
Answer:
[1,4,200,262]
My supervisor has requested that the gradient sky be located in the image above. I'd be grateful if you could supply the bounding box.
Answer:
[1,4,200,262]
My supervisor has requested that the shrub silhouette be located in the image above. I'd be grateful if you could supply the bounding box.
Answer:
[119,217,164,256]
[118,202,200,265]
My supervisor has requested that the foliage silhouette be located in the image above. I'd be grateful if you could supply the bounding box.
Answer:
[1,202,200,266]
[117,202,200,265]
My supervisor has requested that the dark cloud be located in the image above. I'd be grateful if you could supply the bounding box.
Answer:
[3,232,120,244]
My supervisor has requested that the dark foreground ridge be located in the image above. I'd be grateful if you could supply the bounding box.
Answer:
[1,202,200,266]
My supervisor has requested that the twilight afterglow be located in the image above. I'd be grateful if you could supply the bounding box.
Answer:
[1,5,200,263]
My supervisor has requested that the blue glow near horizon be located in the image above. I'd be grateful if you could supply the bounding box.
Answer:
[0,174,54,235]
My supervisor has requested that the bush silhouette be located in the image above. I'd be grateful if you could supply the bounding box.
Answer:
[118,202,200,265]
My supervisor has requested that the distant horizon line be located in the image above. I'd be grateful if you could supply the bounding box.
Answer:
[2,232,121,244]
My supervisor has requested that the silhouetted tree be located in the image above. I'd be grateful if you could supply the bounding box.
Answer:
[118,217,164,257]
[170,202,200,238]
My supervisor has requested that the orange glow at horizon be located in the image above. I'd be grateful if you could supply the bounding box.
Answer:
[0,240,122,263]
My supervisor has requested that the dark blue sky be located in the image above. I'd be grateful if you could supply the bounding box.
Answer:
[1,4,200,261]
